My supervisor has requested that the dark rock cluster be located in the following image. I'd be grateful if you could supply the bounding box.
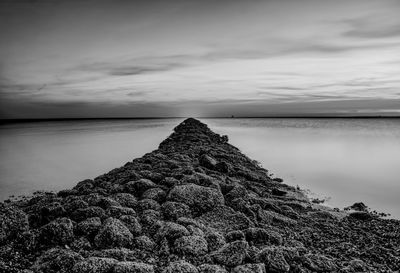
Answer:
[1,118,399,272]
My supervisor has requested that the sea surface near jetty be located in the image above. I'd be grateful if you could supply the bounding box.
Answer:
[1,118,400,218]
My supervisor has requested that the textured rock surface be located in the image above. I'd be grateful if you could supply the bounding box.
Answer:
[0,118,399,272]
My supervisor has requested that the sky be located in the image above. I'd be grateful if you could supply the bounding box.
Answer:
[0,0,400,118]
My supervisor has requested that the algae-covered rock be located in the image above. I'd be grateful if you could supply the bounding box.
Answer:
[198,264,227,273]
[113,261,154,273]
[168,184,224,215]
[174,235,208,255]
[94,217,133,249]
[31,248,83,273]
[72,257,117,273]
[231,263,265,273]
[257,247,290,273]
[38,217,74,246]
[0,204,29,243]
[212,240,249,267]
[163,260,199,273]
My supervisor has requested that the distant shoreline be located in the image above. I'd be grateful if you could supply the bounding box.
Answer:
[1,115,399,124]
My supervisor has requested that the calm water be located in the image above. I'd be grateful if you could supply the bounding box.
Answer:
[0,118,399,218]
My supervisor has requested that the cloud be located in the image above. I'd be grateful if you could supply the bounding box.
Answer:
[343,15,400,39]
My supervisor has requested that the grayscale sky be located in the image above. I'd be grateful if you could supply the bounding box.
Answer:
[1,0,399,118]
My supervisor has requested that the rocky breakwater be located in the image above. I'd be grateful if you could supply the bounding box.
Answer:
[1,118,399,273]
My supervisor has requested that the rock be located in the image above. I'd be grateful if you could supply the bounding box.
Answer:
[162,201,192,220]
[94,217,133,249]
[245,227,282,246]
[349,211,373,221]
[197,206,254,233]
[31,248,83,273]
[72,257,117,273]
[163,260,199,273]
[271,188,287,196]
[205,230,226,252]
[272,178,283,183]
[136,199,161,212]
[212,240,249,267]
[76,217,102,238]
[257,247,290,273]
[199,154,217,170]
[0,204,29,243]
[97,197,121,209]
[71,206,106,222]
[155,222,189,242]
[119,215,142,236]
[174,235,208,255]
[71,236,92,251]
[111,193,137,208]
[107,206,136,218]
[346,202,368,212]
[168,184,224,215]
[302,254,336,272]
[39,202,66,223]
[231,263,265,273]
[113,261,154,273]
[142,188,166,203]
[38,217,74,246]
[125,179,157,196]
[133,235,156,251]
[198,264,227,273]
[225,230,245,242]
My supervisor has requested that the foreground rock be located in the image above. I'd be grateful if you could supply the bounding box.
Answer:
[0,118,399,272]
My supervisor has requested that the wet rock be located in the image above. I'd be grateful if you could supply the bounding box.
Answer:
[133,235,156,251]
[162,201,192,220]
[231,263,265,273]
[0,204,29,243]
[198,206,254,233]
[199,154,217,170]
[136,199,161,212]
[205,230,226,252]
[72,257,117,273]
[174,235,208,255]
[348,211,373,221]
[257,247,290,273]
[125,179,157,196]
[94,217,133,249]
[212,240,249,267]
[38,217,74,246]
[119,215,142,236]
[31,248,83,273]
[163,260,199,273]
[107,206,136,218]
[168,184,224,215]
[225,230,245,242]
[302,254,336,272]
[245,227,283,246]
[198,264,227,273]
[142,188,166,203]
[110,193,137,208]
[76,217,102,238]
[71,206,107,222]
[113,261,154,273]
[155,222,189,243]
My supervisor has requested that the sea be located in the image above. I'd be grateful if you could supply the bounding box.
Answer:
[1,118,399,218]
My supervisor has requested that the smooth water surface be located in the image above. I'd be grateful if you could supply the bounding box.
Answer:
[0,118,399,218]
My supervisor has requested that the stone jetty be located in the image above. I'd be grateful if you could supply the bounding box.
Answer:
[0,118,399,272]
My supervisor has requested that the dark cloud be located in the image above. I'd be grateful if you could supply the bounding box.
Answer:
[343,16,400,39]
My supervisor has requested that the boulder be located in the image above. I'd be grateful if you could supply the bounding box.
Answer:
[38,217,74,246]
[174,235,208,256]
[113,261,154,273]
[76,217,102,238]
[199,154,217,170]
[302,254,336,272]
[71,206,106,222]
[0,204,29,243]
[225,230,245,243]
[168,184,224,215]
[231,263,265,273]
[31,248,83,273]
[119,215,142,236]
[111,193,137,208]
[198,206,254,233]
[205,230,226,252]
[198,264,227,273]
[212,241,249,267]
[142,188,166,203]
[257,247,290,273]
[162,202,192,220]
[107,206,136,218]
[155,222,189,242]
[125,179,157,196]
[72,257,117,273]
[245,227,282,246]
[163,261,199,273]
[133,235,156,251]
[94,217,133,249]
